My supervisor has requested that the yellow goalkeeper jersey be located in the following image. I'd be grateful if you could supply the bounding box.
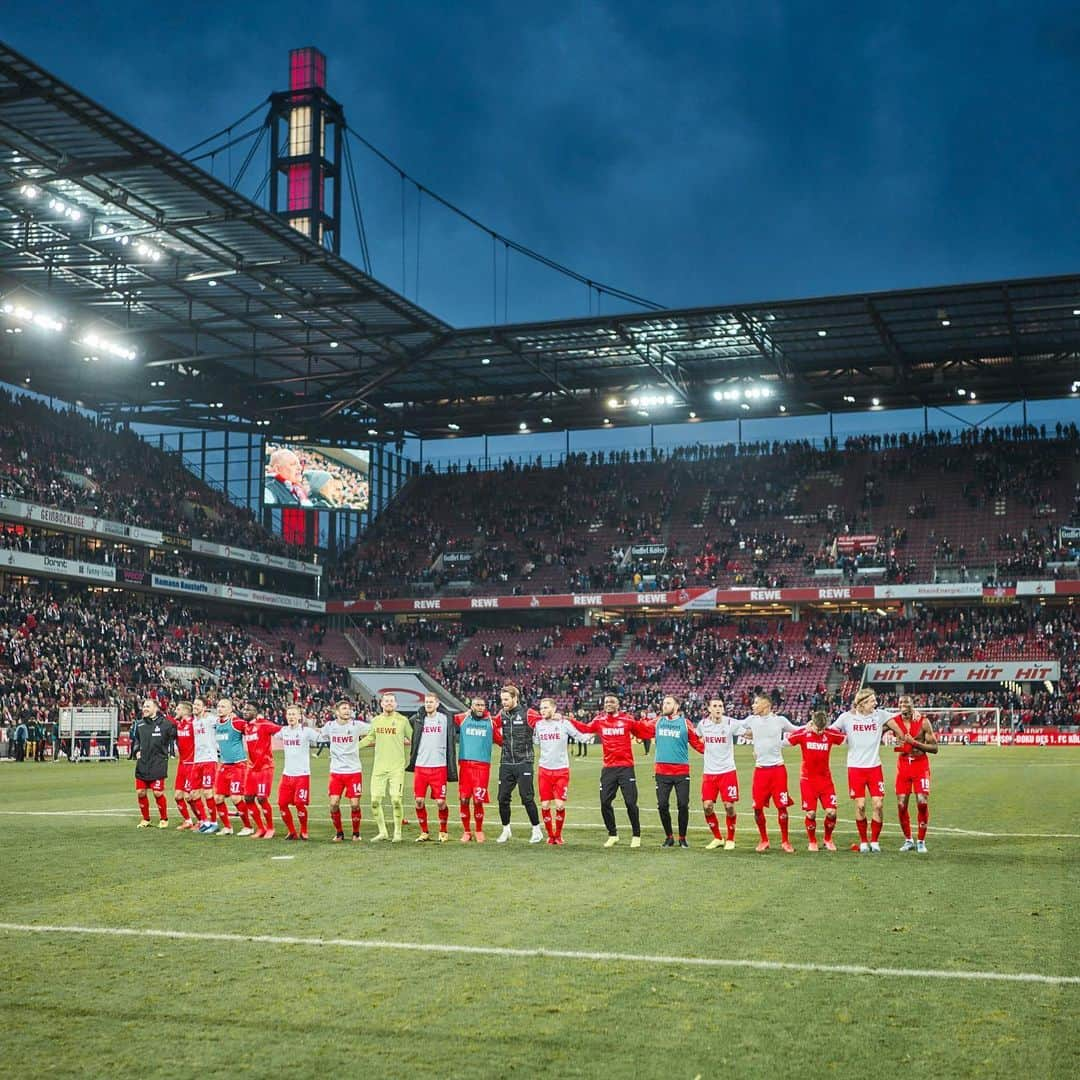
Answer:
[360,712,412,773]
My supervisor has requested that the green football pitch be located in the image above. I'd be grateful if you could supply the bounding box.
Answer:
[0,747,1077,1079]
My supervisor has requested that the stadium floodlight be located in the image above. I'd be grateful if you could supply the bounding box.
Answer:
[779,404,787,413]
[447,422,460,431]
[82,332,136,361]
[19,183,40,199]
[740,402,750,411]
[817,329,828,337]
[941,319,951,327]
[689,411,697,419]
[1073,309,1080,316]
[481,357,491,365]
[603,417,611,425]
[606,397,619,409]
[519,421,528,431]
[637,409,649,418]
[368,428,378,435]
[871,397,881,406]
[2,301,64,333]
[541,416,553,424]
[273,312,284,319]
[843,394,856,403]
[957,388,967,396]
[1072,382,1080,394]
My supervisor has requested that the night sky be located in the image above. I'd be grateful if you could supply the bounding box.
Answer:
[5,2,1079,329]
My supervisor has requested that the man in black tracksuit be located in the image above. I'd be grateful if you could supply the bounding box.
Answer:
[130,699,177,828]
[494,685,543,844]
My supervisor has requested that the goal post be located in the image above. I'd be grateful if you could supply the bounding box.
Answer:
[906,706,1003,747]
[58,706,120,761]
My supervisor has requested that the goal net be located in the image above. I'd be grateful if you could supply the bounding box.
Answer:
[58,706,119,761]
[905,706,1003,747]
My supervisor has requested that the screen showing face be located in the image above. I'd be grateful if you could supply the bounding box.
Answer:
[263,443,370,510]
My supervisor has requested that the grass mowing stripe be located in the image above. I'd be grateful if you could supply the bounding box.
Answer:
[1,922,1076,986]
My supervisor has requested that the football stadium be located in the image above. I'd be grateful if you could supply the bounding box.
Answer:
[0,14,1078,1080]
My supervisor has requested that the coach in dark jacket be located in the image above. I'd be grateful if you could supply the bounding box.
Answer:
[494,685,542,841]
[130,699,177,827]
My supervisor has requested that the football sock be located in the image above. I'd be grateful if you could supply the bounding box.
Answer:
[154,794,168,821]
[297,805,309,834]
[726,812,737,841]
[137,794,150,822]
[917,803,929,841]
[856,817,869,843]
[258,798,274,831]
[351,807,363,835]
[237,802,252,829]
[416,805,429,833]
[330,807,343,834]
[437,806,449,833]
[542,807,554,838]
[754,808,768,842]
[871,818,882,843]
[459,801,471,832]
[554,807,565,838]
[217,802,230,829]
[824,815,836,842]
[898,806,912,840]
[176,798,191,823]
[778,809,790,844]
[473,801,485,832]
[280,805,296,836]
[704,812,722,839]
[206,799,218,824]
[191,798,206,822]
[805,814,817,843]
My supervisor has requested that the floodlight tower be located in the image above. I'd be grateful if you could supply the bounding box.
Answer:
[268,47,344,253]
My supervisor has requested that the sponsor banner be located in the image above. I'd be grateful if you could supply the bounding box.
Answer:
[630,544,667,557]
[190,538,321,577]
[873,583,985,600]
[835,534,878,554]
[151,574,325,613]
[119,568,150,586]
[1,549,117,584]
[864,660,1059,684]
[949,729,1080,746]
[0,494,165,546]
[1059,525,1080,543]
[442,551,473,564]
[326,576,1080,615]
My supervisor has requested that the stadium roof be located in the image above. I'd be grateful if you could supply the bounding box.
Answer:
[2,41,1079,442]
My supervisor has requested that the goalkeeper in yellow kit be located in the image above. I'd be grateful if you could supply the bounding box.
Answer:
[359,692,412,842]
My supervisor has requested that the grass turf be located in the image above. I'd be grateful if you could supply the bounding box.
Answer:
[0,746,1077,1079]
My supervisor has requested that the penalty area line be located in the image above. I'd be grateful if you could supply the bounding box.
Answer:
[0,922,1075,987]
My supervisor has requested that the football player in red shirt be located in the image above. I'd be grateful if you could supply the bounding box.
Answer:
[894,695,938,853]
[171,701,197,830]
[786,709,846,851]
[242,704,282,838]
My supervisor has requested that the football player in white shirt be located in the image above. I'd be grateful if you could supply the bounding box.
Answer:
[277,705,321,840]
[694,696,748,851]
[322,700,373,842]
[190,698,221,834]
[407,693,458,843]
[830,687,910,853]
[741,693,800,854]
[532,697,591,845]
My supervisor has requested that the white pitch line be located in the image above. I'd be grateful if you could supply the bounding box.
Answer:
[0,922,1074,987]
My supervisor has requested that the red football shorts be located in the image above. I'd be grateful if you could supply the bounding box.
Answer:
[174,762,194,794]
[278,774,311,806]
[895,759,931,796]
[848,765,886,799]
[215,763,246,798]
[328,771,363,799]
[243,766,274,798]
[701,770,739,805]
[135,777,165,793]
[800,775,838,811]
[751,764,791,810]
[192,762,217,792]
[458,760,491,803]
[413,765,447,800]
[538,767,570,803]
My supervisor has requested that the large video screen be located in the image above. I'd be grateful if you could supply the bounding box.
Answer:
[263,443,370,511]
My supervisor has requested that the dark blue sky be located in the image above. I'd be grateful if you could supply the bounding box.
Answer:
[6,2,1079,327]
